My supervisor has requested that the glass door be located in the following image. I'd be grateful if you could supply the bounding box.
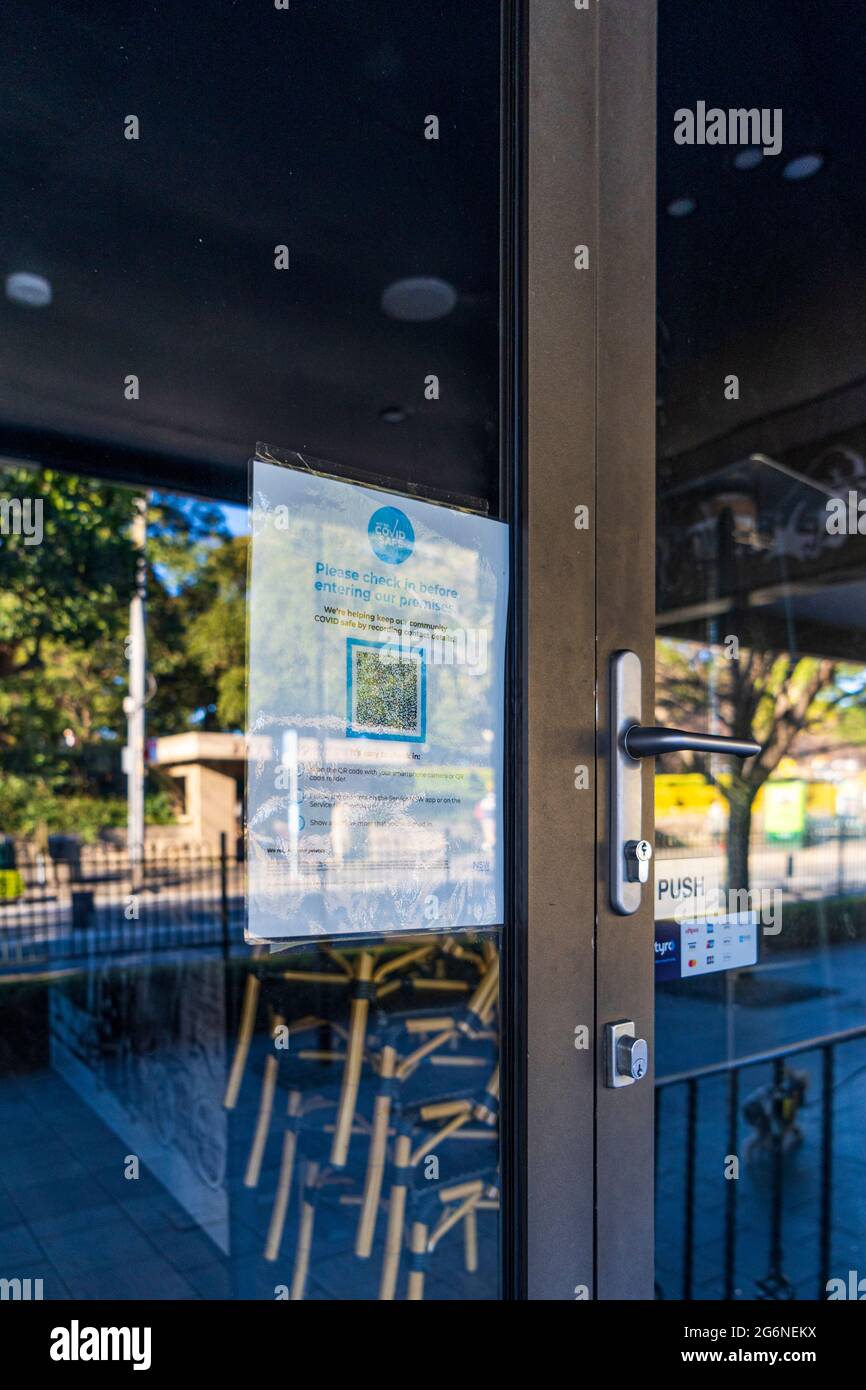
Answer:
[653,0,866,1302]
[0,0,513,1304]
[0,0,663,1308]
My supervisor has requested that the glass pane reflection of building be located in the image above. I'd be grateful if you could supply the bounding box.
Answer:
[655,0,866,1301]
[0,0,504,1302]
[1,746,500,1300]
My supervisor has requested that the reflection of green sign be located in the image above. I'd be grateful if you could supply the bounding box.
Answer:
[763,780,806,842]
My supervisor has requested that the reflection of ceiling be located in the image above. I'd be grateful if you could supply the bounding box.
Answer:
[2,1,863,531]
[656,0,866,658]
[658,591,866,665]
[657,0,866,464]
[656,441,866,658]
[766,578,866,633]
[0,1,501,506]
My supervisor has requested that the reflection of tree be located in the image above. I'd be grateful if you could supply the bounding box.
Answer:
[0,465,232,822]
[655,639,855,888]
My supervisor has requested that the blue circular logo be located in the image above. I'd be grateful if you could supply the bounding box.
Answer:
[368,506,414,564]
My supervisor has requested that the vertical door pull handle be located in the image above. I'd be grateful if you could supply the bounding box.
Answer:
[610,652,760,914]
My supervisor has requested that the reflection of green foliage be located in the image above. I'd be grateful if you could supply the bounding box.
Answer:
[139,494,237,735]
[0,466,137,793]
[656,636,862,888]
[656,639,860,766]
[0,465,242,831]
[0,774,174,842]
[760,893,866,954]
[180,536,248,729]
[0,466,504,837]
[0,466,136,657]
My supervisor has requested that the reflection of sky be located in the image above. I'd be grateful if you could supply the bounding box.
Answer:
[149,497,248,595]
[154,494,248,539]
[220,503,249,538]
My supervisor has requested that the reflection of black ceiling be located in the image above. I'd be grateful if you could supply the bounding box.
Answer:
[1,1,501,506]
[658,0,866,463]
[655,0,866,655]
[3,2,863,512]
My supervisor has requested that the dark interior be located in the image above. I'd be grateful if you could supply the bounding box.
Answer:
[1,0,502,507]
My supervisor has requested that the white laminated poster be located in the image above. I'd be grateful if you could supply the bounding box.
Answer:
[246,453,509,942]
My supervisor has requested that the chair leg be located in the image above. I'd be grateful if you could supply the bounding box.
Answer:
[265,1090,302,1261]
[407,1221,428,1301]
[464,1205,478,1273]
[224,973,260,1109]
[378,1133,411,1301]
[330,951,373,1166]
[290,1161,319,1301]
[244,1017,283,1188]
[463,956,499,1032]
[355,1045,396,1258]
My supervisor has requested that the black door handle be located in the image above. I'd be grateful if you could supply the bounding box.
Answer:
[623,725,761,760]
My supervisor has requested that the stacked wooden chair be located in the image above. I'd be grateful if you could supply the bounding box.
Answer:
[223,935,500,1299]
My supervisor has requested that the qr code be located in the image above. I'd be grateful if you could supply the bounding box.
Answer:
[348,641,425,740]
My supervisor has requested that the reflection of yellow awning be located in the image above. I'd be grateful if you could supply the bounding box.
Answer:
[0,870,25,901]
[655,771,847,823]
[655,773,722,817]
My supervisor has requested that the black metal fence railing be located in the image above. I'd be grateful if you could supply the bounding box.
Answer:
[655,821,866,901]
[0,837,245,967]
[655,1024,866,1301]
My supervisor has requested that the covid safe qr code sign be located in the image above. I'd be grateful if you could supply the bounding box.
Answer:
[245,456,509,942]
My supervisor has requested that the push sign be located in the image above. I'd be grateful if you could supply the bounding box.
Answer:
[653,857,758,982]
[654,857,720,920]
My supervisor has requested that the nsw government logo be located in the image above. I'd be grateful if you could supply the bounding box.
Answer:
[368,506,414,565]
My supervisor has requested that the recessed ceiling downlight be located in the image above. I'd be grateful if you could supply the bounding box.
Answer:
[666,196,696,218]
[382,276,457,322]
[783,152,824,181]
[5,272,52,307]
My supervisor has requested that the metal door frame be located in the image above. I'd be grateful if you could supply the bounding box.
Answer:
[505,0,657,1299]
